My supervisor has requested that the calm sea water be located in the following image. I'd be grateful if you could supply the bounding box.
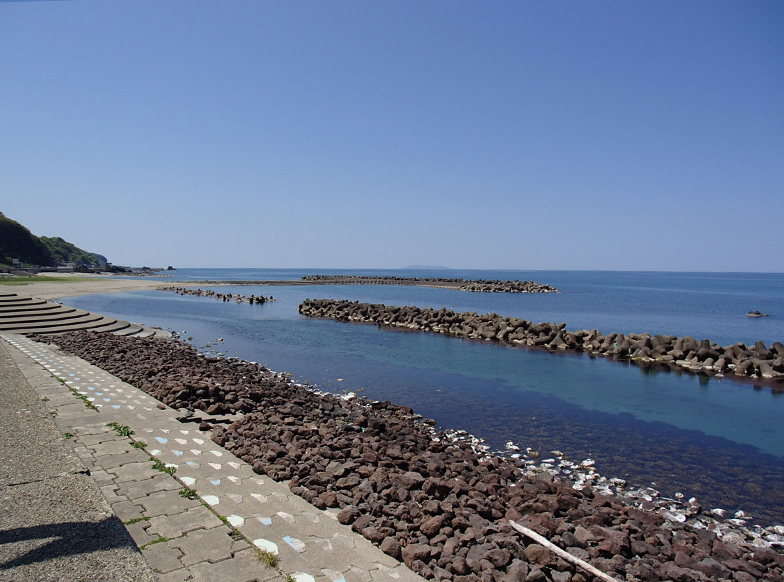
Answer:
[68,269,784,523]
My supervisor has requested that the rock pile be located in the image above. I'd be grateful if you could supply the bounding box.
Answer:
[299,300,784,384]
[300,275,559,293]
[32,331,784,582]
[163,287,274,304]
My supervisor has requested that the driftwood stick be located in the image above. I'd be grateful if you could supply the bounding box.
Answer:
[509,520,621,582]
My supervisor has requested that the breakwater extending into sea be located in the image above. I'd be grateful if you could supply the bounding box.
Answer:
[299,299,784,384]
[32,331,784,582]
[300,275,559,293]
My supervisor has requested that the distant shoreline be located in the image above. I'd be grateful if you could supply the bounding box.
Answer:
[2,272,563,301]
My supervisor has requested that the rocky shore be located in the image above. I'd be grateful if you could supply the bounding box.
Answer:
[300,275,559,293]
[298,299,784,385]
[32,331,784,582]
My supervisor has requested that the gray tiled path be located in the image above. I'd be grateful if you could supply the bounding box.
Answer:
[1,334,424,582]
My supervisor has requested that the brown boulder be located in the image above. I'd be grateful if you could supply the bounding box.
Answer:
[523,544,557,568]
[337,506,360,525]
[380,536,401,559]
[401,543,431,568]
[420,515,445,538]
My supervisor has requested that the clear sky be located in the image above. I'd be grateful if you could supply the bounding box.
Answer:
[1,1,782,271]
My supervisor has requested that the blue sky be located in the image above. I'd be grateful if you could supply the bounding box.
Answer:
[1,1,782,271]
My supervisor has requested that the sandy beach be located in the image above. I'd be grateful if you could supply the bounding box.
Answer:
[0,273,187,301]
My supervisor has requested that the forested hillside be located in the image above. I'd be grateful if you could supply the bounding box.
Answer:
[0,212,107,267]
[40,236,107,267]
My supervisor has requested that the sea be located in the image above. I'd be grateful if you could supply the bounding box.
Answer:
[65,269,784,524]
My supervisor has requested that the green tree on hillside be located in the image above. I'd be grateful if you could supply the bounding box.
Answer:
[0,212,54,267]
[39,236,107,267]
[0,211,109,268]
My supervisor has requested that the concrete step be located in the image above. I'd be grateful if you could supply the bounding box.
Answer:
[0,307,82,324]
[0,312,108,332]
[0,303,65,315]
[85,316,131,333]
[2,316,125,335]
[0,295,26,302]
[93,320,133,334]
[132,328,157,338]
[0,299,53,309]
[0,305,78,319]
[113,323,144,336]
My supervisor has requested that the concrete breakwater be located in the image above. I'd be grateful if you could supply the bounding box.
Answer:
[299,299,784,385]
[33,331,784,582]
[300,275,559,293]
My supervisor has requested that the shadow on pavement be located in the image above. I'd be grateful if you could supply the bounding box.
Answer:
[0,516,140,570]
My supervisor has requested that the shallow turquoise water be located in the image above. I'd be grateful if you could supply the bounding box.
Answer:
[68,269,784,523]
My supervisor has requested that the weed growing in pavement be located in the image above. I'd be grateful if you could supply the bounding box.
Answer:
[139,534,184,550]
[131,440,147,449]
[194,500,262,568]
[41,397,49,403]
[256,549,279,568]
[69,387,98,410]
[179,487,198,500]
[123,516,150,525]
[106,422,134,437]
[151,458,176,475]
[64,432,74,439]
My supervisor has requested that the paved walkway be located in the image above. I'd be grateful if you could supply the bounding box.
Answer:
[0,333,424,582]
[0,338,156,582]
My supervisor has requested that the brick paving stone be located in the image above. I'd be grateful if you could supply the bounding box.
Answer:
[116,473,182,499]
[97,449,153,469]
[169,527,250,567]
[142,542,185,574]
[100,483,126,504]
[90,439,139,456]
[139,489,202,517]
[155,568,195,582]
[146,505,223,539]
[346,566,373,582]
[109,460,161,482]
[89,467,118,485]
[111,498,148,522]
[71,431,117,446]
[126,520,160,548]
[72,444,96,460]
[188,548,280,582]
